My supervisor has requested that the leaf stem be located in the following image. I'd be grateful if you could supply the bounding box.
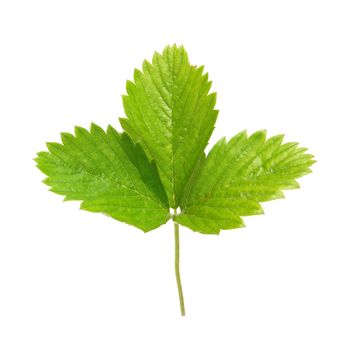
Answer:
[174,209,186,316]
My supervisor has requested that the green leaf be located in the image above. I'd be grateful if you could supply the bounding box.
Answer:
[35,45,315,316]
[35,124,171,232]
[175,130,315,234]
[120,44,218,208]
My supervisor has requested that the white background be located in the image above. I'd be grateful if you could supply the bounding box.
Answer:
[1,1,349,349]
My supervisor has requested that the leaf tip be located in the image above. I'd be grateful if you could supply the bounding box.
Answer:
[60,131,74,144]
[133,68,143,82]
[106,124,117,135]
[90,122,104,135]
[74,125,87,137]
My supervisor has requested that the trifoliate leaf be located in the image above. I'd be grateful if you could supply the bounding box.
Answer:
[175,130,315,234]
[35,45,315,316]
[120,44,218,208]
[35,124,170,232]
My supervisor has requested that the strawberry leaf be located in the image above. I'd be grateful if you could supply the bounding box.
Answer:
[35,45,315,316]
[35,124,170,232]
[120,44,218,208]
[175,130,315,234]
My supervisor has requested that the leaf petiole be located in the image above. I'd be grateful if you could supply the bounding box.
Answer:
[174,209,185,316]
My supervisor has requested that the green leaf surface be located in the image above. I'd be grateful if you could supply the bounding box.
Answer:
[175,130,315,234]
[120,44,218,208]
[35,45,316,316]
[35,124,171,232]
